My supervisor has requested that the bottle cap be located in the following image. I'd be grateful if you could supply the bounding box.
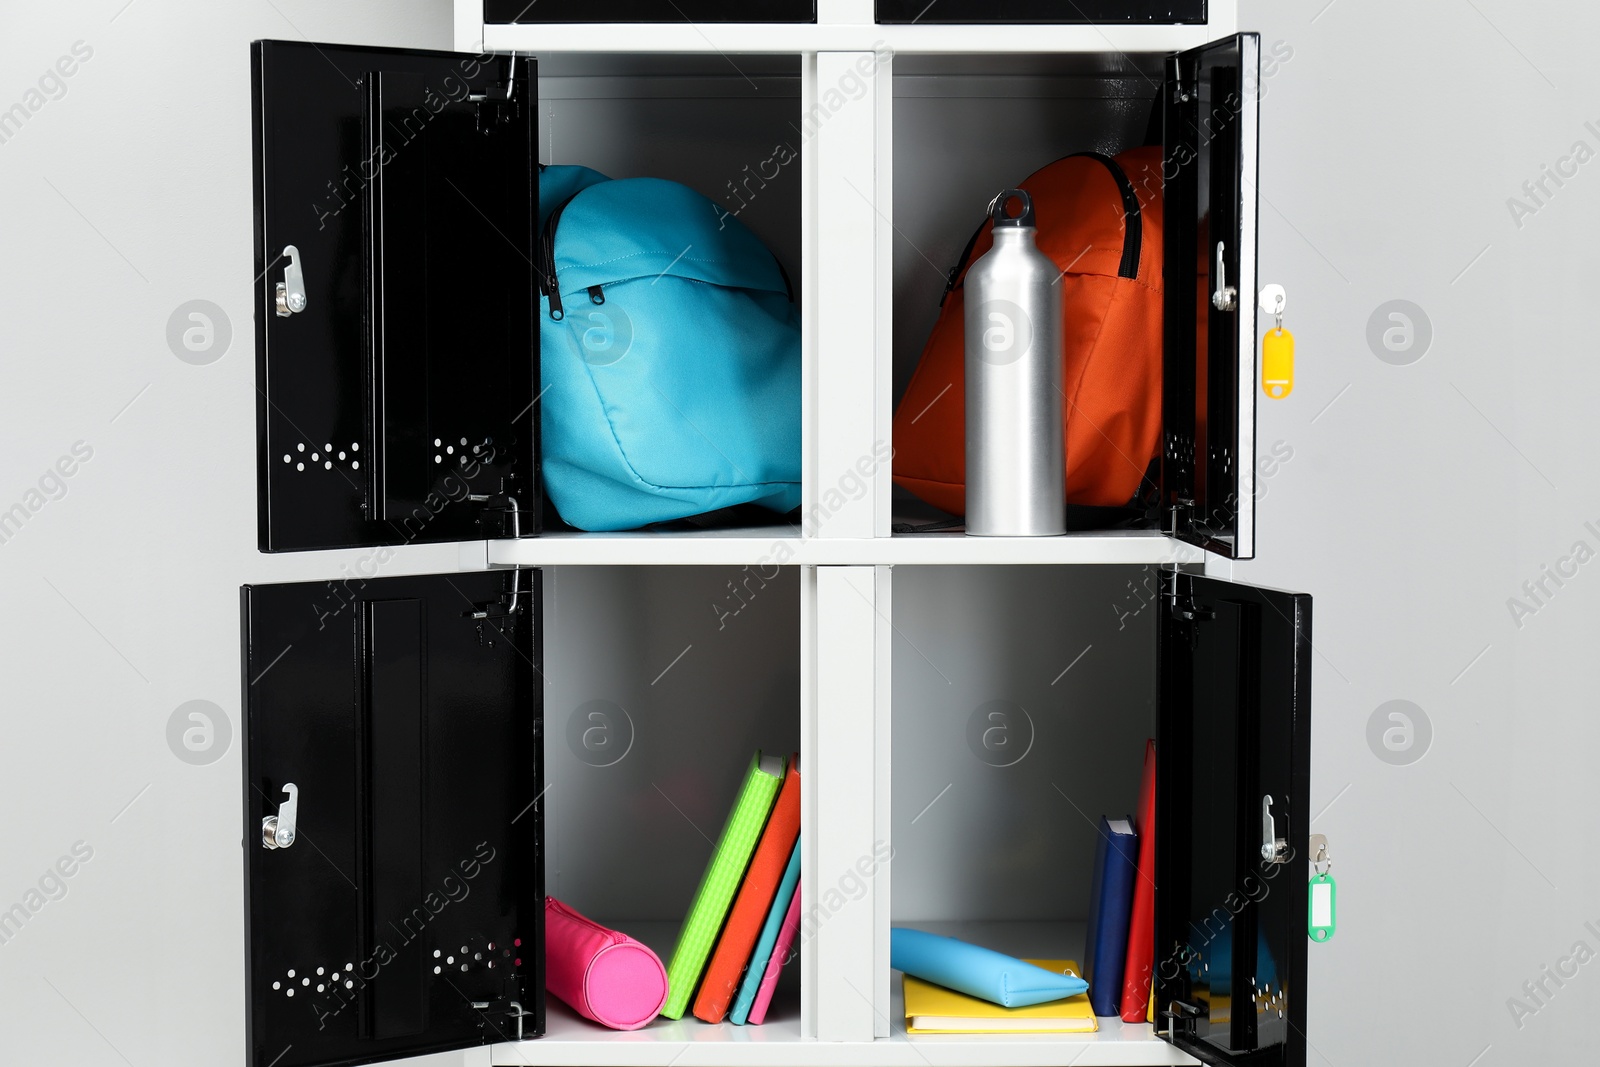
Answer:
[988,188,1035,228]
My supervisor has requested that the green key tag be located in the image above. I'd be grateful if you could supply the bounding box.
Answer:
[1308,872,1337,942]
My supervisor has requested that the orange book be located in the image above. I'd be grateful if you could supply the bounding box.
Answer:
[692,755,802,1023]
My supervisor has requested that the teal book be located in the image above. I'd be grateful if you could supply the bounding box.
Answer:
[730,835,802,1025]
[661,751,786,1020]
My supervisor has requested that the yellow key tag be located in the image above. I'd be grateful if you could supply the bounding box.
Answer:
[1262,327,1294,399]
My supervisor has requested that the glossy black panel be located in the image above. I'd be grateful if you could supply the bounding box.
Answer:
[485,0,814,21]
[253,41,539,551]
[876,0,1203,23]
[1156,574,1309,1067]
[242,570,543,1067]
[1161,34,1259,559]
[367,600,426,1038]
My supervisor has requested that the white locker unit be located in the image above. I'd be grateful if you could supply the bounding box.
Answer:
[239,4,1314,1067]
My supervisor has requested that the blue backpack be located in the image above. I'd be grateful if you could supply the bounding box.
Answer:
[536,166,801,531]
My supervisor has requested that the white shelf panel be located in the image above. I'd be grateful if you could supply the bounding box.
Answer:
[485,529,1193,567]
[491,920,1196,1066]
[494,1015,1189,1067]
[483,23,1229,56]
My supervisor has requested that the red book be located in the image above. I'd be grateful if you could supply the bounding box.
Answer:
[693,756,802,1023]
[1120,740,1157,1022]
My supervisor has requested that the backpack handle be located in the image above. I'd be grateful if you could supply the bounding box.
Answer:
[989,188,1035,228]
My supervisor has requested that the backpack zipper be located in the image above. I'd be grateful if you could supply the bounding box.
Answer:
[539,191,583,321]
[937,152,1142,307]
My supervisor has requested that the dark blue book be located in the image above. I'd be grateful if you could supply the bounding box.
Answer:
[1083,816,1139,1017]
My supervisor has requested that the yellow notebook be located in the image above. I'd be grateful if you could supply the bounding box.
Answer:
[903,960,1099,1034]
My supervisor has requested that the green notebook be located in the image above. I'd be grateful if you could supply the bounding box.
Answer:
[661,751,787,1019]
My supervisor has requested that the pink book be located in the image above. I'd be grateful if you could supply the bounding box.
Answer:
[748,884,801,1025]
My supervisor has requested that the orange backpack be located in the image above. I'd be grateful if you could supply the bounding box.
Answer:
[893,147,1164,514]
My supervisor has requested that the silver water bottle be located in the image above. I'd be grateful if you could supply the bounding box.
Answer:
[964,188,1064,536]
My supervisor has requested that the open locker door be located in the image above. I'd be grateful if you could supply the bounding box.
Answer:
[1156,572,1310,1067]
[242,570,543,1067]
[1161,34,1260,560]
[253,41,539,552]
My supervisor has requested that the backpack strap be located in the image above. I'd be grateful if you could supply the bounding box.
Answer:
[937,151,1142,307]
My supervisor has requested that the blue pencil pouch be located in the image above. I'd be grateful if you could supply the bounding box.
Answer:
[890,928,1089,1008]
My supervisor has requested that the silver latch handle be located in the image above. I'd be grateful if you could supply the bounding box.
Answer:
[262,783,299,849]
[1260,794,1288,864]
[275,245,307,318]
[1212,240,1238,312]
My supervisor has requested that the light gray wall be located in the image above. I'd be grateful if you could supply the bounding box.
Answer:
[1238,2,1600,1063]
[0,4,463,1066]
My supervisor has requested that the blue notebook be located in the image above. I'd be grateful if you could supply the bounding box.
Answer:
[1083,816,1139,1017]
[730,835,802,1025]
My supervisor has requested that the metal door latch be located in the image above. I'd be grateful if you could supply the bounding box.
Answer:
[261,783,299,849]
[1212,241,1238,312]
[275,245,307,317]
[1260,795,1289,864]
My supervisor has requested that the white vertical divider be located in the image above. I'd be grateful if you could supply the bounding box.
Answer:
[452,0,483,52]
[799,563,819,1040]
[798,50,821,1044]
[814,566,888,1042]
[872,48,894,540]
[870,564,892,1038]
[811,52,887,540]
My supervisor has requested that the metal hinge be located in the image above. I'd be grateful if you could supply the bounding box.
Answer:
[1160,999,1202,1041]
[1165,569,1213,624]
[464,495,527,635]
[1170,57,1194,103]
[1165,501,1191,539]
[469,492,525,541]
[470,998,533,1041]
[469,53,522,103]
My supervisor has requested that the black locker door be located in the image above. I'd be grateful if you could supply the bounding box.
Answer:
[1156,573,1310,1067]
[253,41,539,552]
[1161,34,1261,560]
[242,570,543,1067]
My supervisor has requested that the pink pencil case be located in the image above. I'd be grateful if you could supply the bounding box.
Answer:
[545,897,668,1030]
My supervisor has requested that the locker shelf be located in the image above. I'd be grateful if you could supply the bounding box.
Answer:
[480,23,1230,56]
[486,529,1191,567]
[489,925,1190,1066]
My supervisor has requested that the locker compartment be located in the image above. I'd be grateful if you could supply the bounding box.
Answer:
[890,40,1261,559]
[532,55,805,539]
[243,565,805,1066]
[536,565,804,1042]
[889,565,1168,1056]
[254,45,805,551]
[888,565,1311,1067]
